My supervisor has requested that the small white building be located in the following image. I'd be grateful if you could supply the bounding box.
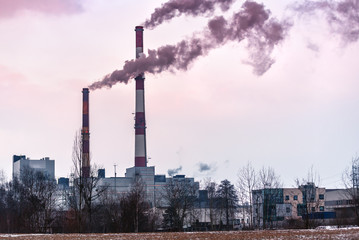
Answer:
[13,155,55,180]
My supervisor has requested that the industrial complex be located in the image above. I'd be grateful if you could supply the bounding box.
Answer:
[12,26,199,209]
[10,26,359,230]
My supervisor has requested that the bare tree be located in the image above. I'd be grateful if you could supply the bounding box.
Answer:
[119,179,151,232]
[0,170,10,232]
[95,188,122,232]
[20,167,58,232]
[0,170,5,186]
[255,166,282,229]
[294,166,322,229]
[2,177,23,232]
[0,167,58,233]
[342,156,359,225]
[66,131,108,232]
[203,178,218,230]
[258,166,282,190]
[237,161,256,228]
[162,179,197,231]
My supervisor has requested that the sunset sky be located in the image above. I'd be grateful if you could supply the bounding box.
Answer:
[1,0,358,188]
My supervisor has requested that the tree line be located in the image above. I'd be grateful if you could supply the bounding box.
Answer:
[1,134,358,233]
[0,167,240,233]
[1,158,359,233]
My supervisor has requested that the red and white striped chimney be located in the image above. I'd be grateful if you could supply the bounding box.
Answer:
[134,26,147,167]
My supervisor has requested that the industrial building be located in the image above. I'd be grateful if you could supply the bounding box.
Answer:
[12,155,55,180]
[324,188,358,223]
[77,26,200,208]
[252,183,328,228]
[251,183,359,228]
[97,167,199,207]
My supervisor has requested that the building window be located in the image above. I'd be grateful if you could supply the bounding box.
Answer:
[294,195,298,200]
[285,195,289,201]
[286,207,290,213]
[319,194,324,200]
[319,206,324,211]
[311,207,315,212]
[297,204,305,216]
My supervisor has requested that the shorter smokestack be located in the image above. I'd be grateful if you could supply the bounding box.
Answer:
[82,88,90,178]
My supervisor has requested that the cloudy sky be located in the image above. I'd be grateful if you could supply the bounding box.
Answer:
[0,0,358,188]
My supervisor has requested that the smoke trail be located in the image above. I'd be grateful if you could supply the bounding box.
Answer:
[168,166,182,176]
[143,0,235,29]
[89,1,288,90]
[293,0,359,43]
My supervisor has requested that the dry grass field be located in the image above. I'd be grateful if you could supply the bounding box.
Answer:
[1,228,359,240]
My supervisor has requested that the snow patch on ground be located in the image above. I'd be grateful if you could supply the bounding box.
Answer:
[315,225,359,230]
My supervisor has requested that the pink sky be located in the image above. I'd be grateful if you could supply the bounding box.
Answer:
[0,0,83,18]
[0,0,358,188]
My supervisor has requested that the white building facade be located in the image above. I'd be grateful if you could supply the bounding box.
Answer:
[13,155,55,180]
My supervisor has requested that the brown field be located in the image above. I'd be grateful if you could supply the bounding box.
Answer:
[1,229,359,240]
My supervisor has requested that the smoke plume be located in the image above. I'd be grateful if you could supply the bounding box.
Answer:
[89,1,288,90]
[293,0,359,43]
[144,0,235,29]
[199,162,211,172]
[168,166,182,176]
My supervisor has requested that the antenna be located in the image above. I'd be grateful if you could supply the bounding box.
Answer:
[114,164,117,193]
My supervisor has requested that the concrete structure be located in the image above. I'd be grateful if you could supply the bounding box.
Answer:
[98,166,199,208]
[13,155,55,180]
[325,189,356,223]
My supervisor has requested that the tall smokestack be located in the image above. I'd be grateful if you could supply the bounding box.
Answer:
[134,26,147,167]
[82,88,90,177]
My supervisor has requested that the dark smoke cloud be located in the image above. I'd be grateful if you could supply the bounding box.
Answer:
[144,0,235,29]
[293,0,359,43]
[89,1,288,90]
[168,166,182,176]
[199,162,211,172]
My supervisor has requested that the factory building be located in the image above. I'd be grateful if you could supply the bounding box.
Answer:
[97,166,199,207]
[12,155,55,180]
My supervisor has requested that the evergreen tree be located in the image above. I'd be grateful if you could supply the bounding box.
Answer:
[216,179,238,230]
